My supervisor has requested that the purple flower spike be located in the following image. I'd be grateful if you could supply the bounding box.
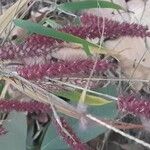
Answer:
[18,59,113,80]
[80,13,150,38]
[25,34,62,54]
[1,13,150,60]
[118,95,150,119]
[0,100,51,113]
[0,26,93,60]
[53,117,89,150]
[0,36,59,60]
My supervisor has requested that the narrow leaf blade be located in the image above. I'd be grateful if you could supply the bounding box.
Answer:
[57,90,112,106]
[57,1,124,12]
[14,19,99,55]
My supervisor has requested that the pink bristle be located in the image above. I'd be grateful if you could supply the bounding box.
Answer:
[53,117,89,150]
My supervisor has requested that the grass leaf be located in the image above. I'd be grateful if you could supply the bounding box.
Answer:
[57,90,112,106]
[57,0,124,12]
[14,19,100,55]
[42,19,62,29]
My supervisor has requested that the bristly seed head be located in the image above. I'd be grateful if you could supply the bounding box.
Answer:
[0,100,51,113]
[118,95,150,119]
[1,13,149,61]
[18,59,113,80]
[53,117,89,150]
[81,13,150,38]
[0,37,59,60]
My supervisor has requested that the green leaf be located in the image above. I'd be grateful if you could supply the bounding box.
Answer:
[42,102,117,150]
[0,112,27,150]
[43,19,62,29]
[57,90,112,106]
[57,0,124,12]
[14,19,99,55]
[96,84,118,97]
[42,85,117,150]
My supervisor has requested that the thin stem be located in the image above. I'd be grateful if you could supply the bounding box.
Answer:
[87,114,150,149]
[46,78,118,101]
[50,77,150,83]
